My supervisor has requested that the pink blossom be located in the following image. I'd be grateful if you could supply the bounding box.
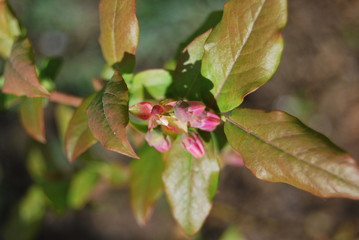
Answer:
[190,111,221,131]
[181,132,205,159]
[129,102,153,120]
[145,129,171,152]
[174,101,206,122]
[148,105,166,130]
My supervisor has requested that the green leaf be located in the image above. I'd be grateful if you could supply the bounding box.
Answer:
[2,39,50,97]
[163,135,220,234]
[224,108,359,199]
[172,30,212,102]
[99,162,129,185]
[65,94,97,162]
[27,147,46,180]
[99,0,139,66]
[68,162,101,209]
[87,72,138,158]
[130,145,164,225]
[130,69,172,105]
[54,104,74,142]
[201,0,287,112]
[19,97,46,143]
[41,178,70,212]
[0,0,21,58]
[3,186,46,240]
[18,186,47,223]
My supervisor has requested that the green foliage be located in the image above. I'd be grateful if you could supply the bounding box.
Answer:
[130,69,172,105]
[65,94,96,161]
[201,0,287,112]
[130,145,164,225]
[1,0,359,237]
[163,136,220,234]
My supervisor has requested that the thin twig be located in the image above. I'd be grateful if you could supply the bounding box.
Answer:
[49,91,83,107]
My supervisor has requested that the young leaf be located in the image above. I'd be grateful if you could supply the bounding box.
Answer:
[68,162,101,209]
[0,0,21,58]
[99,0,139,66]
[130,145,164,225]
[130,69,172,105]
[201,0,287,112]
[2,39,50,97]
[163,135,220,234]
[19,97,46,143]
[65,94,97,162]
[87,72,138,158]
[224,108,359,199]
[172,30,212,102]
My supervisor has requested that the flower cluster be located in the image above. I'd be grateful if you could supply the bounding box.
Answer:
[129,100,221,158]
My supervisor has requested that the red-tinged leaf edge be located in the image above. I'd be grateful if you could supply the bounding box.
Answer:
[87,71,138,158]
[2,39,49,97]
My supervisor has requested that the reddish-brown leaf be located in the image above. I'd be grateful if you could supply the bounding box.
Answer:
[225,108,359,199]
[99,0,139,66]
[19,97,46,143]
[87,72,138,158]
[3,39,49,97]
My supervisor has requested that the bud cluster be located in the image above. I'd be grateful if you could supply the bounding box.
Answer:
[129,100,221,158]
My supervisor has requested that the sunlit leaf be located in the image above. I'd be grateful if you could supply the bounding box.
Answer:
[224,108,359,199]
[87,72,138,158]
[0,0,21,58]
[172,30,212,102]
[130,69,172,105]
[163,135,220,234]
[68,162,101,209]
[99,0,139,66]
[65,94,97,162]
[19,97,46,143]
[2,39,49,97]
[130,145,164,225]
[201,0,287,112]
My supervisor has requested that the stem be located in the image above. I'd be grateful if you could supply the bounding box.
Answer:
[49,91,83,107]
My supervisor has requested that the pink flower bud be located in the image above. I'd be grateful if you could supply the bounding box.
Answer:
[174,101,206,122]
[181,132,205,159]
[129,102,153,120]
[145,129,171,152]
[190,111,221,131]
[148,105,166,130]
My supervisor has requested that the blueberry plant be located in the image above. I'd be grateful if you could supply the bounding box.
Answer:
[1,0,359,237]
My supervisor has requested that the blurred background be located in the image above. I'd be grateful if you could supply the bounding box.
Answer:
[1,0,359,239]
